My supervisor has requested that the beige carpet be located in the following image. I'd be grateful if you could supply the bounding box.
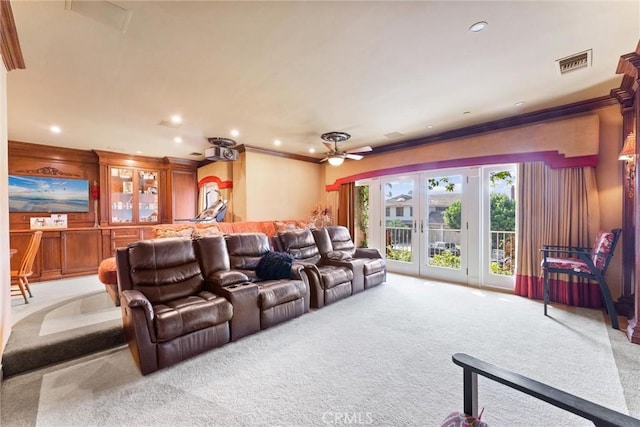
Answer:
[2,274,638,426]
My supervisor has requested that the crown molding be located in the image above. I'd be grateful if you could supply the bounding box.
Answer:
[0,0,25,71]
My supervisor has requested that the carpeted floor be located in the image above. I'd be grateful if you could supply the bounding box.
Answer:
[2,290,123,377]
[2,274,640,426]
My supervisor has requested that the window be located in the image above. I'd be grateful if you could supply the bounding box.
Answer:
[386,207,391,217]
[396,207,404,217]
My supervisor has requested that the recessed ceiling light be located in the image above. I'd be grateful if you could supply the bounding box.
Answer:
[515,101,526,107]
[274,139,281,146]
[174,136,183,144]
[463,111,471,115]
[136,150,142,154]
[427,125,433,129]
[309,148,316,154]
[170,115,182,124]
[50,125,62,134]
[469,21,487,32]
[230,129,239,137]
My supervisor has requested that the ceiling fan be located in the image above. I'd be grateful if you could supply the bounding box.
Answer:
[319,131,372,166]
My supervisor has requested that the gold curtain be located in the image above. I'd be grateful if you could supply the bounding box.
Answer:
[514,162,602,307]
[337,182,355,236]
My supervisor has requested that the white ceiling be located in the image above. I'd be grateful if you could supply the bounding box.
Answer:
[7,1,640,162]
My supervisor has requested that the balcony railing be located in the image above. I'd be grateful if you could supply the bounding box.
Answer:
[384,226,516,275]
[490,230,515,276]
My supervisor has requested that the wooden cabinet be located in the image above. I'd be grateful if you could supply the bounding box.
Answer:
[7,146,200,283]
[110,227,144,256]
[10,228,103,281]
[61,229,102,275]
[108,166,160,225]
[96,150,199,226]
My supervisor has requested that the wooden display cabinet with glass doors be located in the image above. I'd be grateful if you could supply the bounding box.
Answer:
[109,167,160,225]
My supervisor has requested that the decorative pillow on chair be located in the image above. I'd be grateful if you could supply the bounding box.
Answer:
[256,251,295,280]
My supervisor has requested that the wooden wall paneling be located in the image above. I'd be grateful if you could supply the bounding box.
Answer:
[163,157,199,223]
[8,141,99,229]
[612,77,636,318]
[100,228,112,260]
[61,229,101,275]
[170,169,197,220]
[141,226,154,239]
[613,40,640,343]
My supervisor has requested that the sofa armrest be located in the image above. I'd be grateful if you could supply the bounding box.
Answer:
[209,281,260,341]
[208,270,250,287]
[121,289,154,321]
[120,289,159,374]
[354,248,382,259]
[290,263,305,280]
[299,263,325,308]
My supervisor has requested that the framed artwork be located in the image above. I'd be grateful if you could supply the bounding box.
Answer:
[8,175,90,213]
[122,181,133,194]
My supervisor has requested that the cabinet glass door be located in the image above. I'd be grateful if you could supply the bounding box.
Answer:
[138,170,159,223]
[110,167,134,223]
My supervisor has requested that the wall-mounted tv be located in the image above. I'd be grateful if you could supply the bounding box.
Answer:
[8,175,90,213]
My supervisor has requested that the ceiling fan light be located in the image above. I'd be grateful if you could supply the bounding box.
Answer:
[327,155,344,166]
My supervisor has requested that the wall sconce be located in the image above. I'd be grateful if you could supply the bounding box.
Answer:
[619,131,636,198]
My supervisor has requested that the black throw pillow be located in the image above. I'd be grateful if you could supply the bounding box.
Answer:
[256,251,295,280]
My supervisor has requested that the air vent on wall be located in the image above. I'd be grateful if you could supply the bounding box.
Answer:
[64,0,132,33]
[555,49,592,75]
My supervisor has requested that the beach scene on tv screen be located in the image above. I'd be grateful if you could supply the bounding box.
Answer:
[8,175,89,213]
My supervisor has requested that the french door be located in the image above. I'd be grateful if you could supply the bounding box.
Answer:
[382,176,419,275]
[419,169,471,283]
[359,165,516,289]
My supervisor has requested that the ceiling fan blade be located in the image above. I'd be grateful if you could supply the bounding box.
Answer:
[345,153,364,161]
[346,146,372,154]
[322,141,334,151]
[319,157,329,162]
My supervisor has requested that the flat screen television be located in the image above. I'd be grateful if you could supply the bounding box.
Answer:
[8,175,90,213]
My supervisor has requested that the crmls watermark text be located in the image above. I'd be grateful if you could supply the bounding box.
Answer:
[321,412,374,425]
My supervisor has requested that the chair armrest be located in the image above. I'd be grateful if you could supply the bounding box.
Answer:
[121,289,154,320]
[290,263,305,280]
[540,247,591,258]
[542,244,587,251]
[208,270,250,287]
[120,289,156,343]
[354,248,382,259]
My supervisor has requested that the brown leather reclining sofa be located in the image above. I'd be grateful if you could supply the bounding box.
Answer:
[116,227,385,374]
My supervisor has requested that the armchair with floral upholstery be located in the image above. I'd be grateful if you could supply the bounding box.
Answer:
[540,229,621,329]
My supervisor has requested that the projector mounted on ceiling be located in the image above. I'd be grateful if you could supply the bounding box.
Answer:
[205,137,239,162]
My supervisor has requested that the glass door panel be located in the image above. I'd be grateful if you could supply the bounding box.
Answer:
[138,170,159,223]
[483,165,517,289]
[382,176,418,274]
[421,172,467,283]
[110,167,133,223]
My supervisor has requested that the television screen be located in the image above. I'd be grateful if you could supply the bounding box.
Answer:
[8,175,90,213]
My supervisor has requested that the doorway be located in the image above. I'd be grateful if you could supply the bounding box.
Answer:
[356,164,516,289]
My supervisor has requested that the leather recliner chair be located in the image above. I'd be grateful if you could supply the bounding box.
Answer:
[116,237,233,375]
[223,233,309,330]
[277,228,353,308]
[313,226,386,294]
